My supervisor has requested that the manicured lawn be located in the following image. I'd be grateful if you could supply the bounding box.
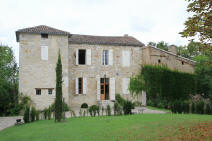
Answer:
[0,114,212,141]
[147,106,171,113]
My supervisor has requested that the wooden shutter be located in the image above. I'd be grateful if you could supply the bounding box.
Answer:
[83,77,87,94]
[41,46,48,60]
[75,78,79,94]
[96,75,100,100]
[122,78,130,94]
[122,50,130,67]
[86,49,91,65]
[109,49,113,65]
[110,77,115,100]
[76,49,78,65]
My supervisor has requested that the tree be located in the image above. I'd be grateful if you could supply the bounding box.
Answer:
[180,0,212,53]
[194,55,212,99]
[0,45,19,116]
[148,41,169,51]
[55,50,63,122]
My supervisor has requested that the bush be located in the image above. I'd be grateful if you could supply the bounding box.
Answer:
[23,106,30,123]
[191,102,196,114]
[47,106,51,120]
[30,107,36,122]
[116,94,126,106]
[81,103,88,108]
[123,100,134,115]
[50,101,69,112]
[43,108,48,120]
[101,107,104,116]
[205,103,212,115]
[182,101,190,114]
[114,102,122,115]
[88,105,99,117]
[35,110,40,121]
[106,105,111,116]
[196,100,204,114]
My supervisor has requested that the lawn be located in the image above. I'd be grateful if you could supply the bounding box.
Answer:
[0,114,212,141]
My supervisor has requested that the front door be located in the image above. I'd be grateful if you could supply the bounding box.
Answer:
[100,78,109,100]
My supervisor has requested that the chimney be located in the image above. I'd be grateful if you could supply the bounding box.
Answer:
[168,45,177,54]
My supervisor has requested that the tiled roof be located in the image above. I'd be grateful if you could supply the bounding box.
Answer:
[69,34,145,47]
[16,25,69,41]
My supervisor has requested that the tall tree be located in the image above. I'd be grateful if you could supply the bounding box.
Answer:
[147,41,169,51]
[0,45,18,116]
[180,0,212,53]
[55,50,63,122]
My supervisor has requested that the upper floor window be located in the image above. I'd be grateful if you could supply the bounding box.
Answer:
[78,49,86,65]
[36,89,41,95]
[122,50,130,67]
[102,50,109,65]
[41,33,48,39]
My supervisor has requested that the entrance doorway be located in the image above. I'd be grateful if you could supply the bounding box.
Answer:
[100,78,109,100]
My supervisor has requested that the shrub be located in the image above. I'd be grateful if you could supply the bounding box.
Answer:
[106,105,111,116]
[101,107,104,116]
[50,101,69,112]
[191,102,196,114]
[116,94,126,106]
[182,101,189,114]
[88,105,99,117]
[205,103,212,115]
[30,107,36,122]
[123,100,134,115]
[23,106,30,123]
[81,103,88,108]
[114,102,122,115]
[35,110,40,121]
[196,100,204,114]
[43,108,48,120]
[47,106,51,120]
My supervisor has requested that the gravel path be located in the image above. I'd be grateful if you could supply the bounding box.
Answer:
[0,116,23,131]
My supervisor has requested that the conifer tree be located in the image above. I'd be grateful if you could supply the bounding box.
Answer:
[55,50,63,122]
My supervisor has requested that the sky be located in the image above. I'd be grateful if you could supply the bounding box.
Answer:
[0,0,191,64]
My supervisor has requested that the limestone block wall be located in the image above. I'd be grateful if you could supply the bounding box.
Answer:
[19,33,69,110]
[141,46,195,73]
[68,44,142,107]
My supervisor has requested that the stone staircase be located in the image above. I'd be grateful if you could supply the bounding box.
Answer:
[97,100,114,108]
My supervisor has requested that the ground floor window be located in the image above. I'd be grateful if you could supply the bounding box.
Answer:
[78,77,83,94]
[36,89,41,95]
[48,89,53,95]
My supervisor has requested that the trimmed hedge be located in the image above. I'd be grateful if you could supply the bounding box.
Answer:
[142,65,196,102]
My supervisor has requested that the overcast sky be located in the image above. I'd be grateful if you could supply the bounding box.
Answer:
[0,0,190,63]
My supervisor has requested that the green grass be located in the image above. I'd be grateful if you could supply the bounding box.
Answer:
[147,106,171,112]
[0,114,212,141]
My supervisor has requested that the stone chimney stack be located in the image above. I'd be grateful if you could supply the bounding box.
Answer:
[168,45,177,54]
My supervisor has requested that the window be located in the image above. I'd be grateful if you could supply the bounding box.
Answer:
[102,50,108,65]
[48,89,53,95]
[78,77,83,94]
[122,50,130,67]
[78,50,86,65]
[41,33,48,39]
[158,59,161,63]
[36,89,41,95]
[122,78,130,94]
[41,46,48,60]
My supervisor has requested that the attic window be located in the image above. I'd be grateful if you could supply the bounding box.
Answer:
[41,33,48,39]
[182,61,184,65]
[158,59,161,63]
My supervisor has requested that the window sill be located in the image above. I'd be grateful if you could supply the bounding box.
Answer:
[73,94,87,96]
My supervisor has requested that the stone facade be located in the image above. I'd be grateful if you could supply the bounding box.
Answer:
[16,25,195,110]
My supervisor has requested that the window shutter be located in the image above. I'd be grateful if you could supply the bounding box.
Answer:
[76,49,78,65]
[86,49,91,65]
[83,77,87,94]
[122,50,130,67]
[109,49,113,65]
[110,77,115,100]
[122,78,130,94]
[41,46,48,60]
[75,78,79,94]
[96,75,100,100]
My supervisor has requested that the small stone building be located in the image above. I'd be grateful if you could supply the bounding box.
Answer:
[15,25,195,110]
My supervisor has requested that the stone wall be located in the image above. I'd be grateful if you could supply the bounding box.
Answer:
[68,44,143,107]
[19,33,69,110]
[141,46,195,73]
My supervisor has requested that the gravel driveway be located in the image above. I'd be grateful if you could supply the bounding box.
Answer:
[0,116,23,131]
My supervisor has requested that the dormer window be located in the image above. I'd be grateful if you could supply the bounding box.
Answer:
[41,33,48,39]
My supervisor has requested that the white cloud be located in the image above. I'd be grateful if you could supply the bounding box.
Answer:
[0,0,191,64]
